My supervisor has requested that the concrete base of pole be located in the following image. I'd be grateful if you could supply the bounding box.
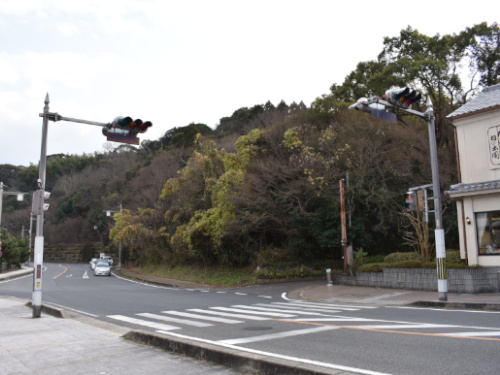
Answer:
[438,279,448,301]
[32,305,42,318]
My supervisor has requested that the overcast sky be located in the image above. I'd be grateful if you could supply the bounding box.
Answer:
[0,0,498,167]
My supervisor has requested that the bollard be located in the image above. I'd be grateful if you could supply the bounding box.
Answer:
[326,268,332,286]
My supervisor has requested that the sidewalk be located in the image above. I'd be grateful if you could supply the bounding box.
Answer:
[0,295,244,375]
[288,283,500,310]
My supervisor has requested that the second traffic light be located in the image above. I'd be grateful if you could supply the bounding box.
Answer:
[404,191,417,211]
[384,87,422,109]
[32,189,50,215]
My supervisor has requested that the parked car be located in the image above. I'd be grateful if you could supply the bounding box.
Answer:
[89,258,98,270]
[94,262,111,276]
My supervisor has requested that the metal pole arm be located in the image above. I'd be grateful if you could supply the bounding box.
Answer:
[39,112,109,127]
[367,97,431,120]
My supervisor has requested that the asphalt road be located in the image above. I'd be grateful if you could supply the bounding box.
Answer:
[2,262,500,375]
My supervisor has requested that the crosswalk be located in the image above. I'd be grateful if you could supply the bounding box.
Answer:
[107,300,370,331]
[107,300,500,340]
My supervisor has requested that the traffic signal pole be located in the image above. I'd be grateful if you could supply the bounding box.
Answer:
[32,94,50,318]
[365,95,448,301]
[33,94,152,317]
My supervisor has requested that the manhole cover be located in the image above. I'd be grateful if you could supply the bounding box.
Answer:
[244,326,273,331]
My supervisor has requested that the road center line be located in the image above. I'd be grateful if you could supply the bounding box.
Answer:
[276,319,500,341]
[53,265,68,279]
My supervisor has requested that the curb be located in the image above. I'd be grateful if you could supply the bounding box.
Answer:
[124,330,357,375]
[24,302,69,319]
[0,267,33,281]
[408,301,500,311]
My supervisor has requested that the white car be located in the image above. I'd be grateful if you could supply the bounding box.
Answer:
[94,262,111,276]
[89,258,98,270]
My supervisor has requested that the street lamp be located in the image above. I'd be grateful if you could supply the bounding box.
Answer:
[349,90,448,301]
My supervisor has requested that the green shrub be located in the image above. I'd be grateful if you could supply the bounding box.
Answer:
[423,260,469,269]
[358,259,423,272]
[383,260,422,268]
[384,252,423,263]
[254,264,321,279]
[363,255,386,264]
[446,250,463,264]
[357,263,385,272]
[422,262,436,268]
[254,247,294,266]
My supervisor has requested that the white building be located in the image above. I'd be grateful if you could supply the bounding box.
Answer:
[446,83,500,267]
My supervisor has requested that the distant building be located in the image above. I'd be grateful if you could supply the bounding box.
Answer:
[446,83,500,266]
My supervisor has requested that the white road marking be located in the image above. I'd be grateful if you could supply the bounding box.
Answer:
[446,331,500,337]
[162,310,243,324]
[218,326,337,345]
[233,304,328,316]
[211,306,295,317]
[273,301,358,312]
[157,331,392,375]
[107,315,180,331]
[187,308,269,320]
[45,302,99,317]
[137,313,213,327]
[83,271,89,279]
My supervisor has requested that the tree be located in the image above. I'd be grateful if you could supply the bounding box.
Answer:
[0,228,29,269]
[109,208,157,265]
[458,22,500,87]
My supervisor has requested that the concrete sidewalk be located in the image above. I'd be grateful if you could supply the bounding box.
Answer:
[288,282,500,310]
[0,296,243,375]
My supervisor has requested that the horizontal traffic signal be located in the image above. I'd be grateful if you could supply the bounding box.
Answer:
[110,116,153,134]
[348,97,385,113]
[104,116,153,144]
[384,87,422,109]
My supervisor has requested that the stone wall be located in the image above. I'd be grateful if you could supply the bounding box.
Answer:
[333,267,500,293]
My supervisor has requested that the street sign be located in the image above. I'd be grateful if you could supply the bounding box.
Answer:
[106,133,140,145]
[371,109,397,124]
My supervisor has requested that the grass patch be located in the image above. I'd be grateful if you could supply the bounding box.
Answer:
[129,264,256,287]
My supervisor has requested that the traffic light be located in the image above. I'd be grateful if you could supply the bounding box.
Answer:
[104,116,153,145]
[110,116,152,135]
[404,191,417,211]
[348,97,385,113]
[384,87,422,109]
[32,189,50,215]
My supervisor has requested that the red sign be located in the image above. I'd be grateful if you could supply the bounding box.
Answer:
[106,134,140,145]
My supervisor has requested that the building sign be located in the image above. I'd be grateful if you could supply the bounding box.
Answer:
[487,126,500,165]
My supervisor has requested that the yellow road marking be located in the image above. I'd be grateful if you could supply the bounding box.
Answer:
[53,265,68,279]
[276,319,500,342]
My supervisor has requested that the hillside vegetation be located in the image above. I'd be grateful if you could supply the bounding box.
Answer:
[1,23,498,272]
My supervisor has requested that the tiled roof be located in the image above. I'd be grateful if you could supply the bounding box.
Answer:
[446,180,500,197]
[447,83,500,119]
